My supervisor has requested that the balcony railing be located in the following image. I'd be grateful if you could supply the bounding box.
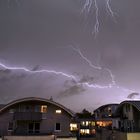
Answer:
[14,112,42,121]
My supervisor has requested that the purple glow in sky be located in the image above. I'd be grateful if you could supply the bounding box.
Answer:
[0,0,140,111]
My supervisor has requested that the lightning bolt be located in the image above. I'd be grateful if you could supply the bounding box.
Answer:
[71,47,115,88]
[105,0,116,22]
[82,0,116,37]
[71,46,136,93]
[0,49,136,93]
[93,0,99,37]
[106,0,114,18]
[0,57,136,93]
[0,63,76,80]
[82,0,93,14]
[0,62,113,89]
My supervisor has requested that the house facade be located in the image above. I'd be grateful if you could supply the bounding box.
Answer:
[94,104,119,129]
[70,110,96,140]
[116,100,140,132]
[0,97,74,137]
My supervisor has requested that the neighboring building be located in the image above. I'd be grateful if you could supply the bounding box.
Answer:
[0,97,74,137]
[70,109,96,139]
[94,104,119,129]
[78,118,96,139]
[116,100,140,132]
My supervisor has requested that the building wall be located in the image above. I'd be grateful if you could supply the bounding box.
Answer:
[123,104,133,120]
[0,100,73,137]
[96,129,127,140]
[0,110,14,136]
[40,104,71,136]
[127,133,140,140]
[96,129,140,140]
[120,104,140,132]
[94,104,118,120]
[3,135,55,140]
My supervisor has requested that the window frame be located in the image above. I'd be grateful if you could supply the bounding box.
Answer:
[55,123,61,131]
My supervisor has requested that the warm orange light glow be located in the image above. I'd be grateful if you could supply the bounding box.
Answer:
[70,123,78,131]
[91,129,96,134]
[41,105,47,113]
[96,121,112,127]
[80,129,90,135]
[81,121,95,126]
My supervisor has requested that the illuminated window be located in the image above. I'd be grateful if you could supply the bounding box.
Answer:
[91,129,96,134]
[81,121,92,126]
[81,121,85,126]
[108,107,112,113]
[70,123,78,131]
[86,121,89,126]
[56,110,61,114]
[91,121,95,126]
[41,105,47,113]
[80,129,90,135]
[96,121,112,127]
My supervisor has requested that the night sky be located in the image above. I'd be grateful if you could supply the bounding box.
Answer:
[0,0,140,111]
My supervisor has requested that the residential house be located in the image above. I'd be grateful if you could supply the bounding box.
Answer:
[70,109,96,140]
[116,100,140,132]
[94,104,119,129]
[0,97,74,137]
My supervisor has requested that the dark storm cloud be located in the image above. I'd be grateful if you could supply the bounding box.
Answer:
[0,69,11,74]
[58,74,96,98]
[0,70,26,83]
[79,75,94,83]
[31,65,40,71]
[127,93,140,99]
[58,84,85,98]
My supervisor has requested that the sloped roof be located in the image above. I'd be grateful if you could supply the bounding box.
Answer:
[94,103,119,112]
[116,100,140,113]
[0,97,74,117]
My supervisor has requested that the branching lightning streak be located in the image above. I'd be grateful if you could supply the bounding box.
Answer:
[105,0,116,23]
[0,58,136,92]
[82,0,92,13]
[0,62,112,89]
[0,50,136,92]
[0,63,76,80]
[93,0,99,37]
[72,47,101,70]
[106,0,114,18]
[72,47,115,88]
[82,0,116,37]
[71,47,136,93]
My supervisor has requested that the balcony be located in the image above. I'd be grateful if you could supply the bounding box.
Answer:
[14,112,42,121]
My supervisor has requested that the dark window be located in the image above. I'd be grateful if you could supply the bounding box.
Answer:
[8,122,13,131]
[28,123,40,134]
[35,105,40,112]
[56,123,61,131]
[26,106,30,112]
[28,123,34,134]
[35,123,40,133]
